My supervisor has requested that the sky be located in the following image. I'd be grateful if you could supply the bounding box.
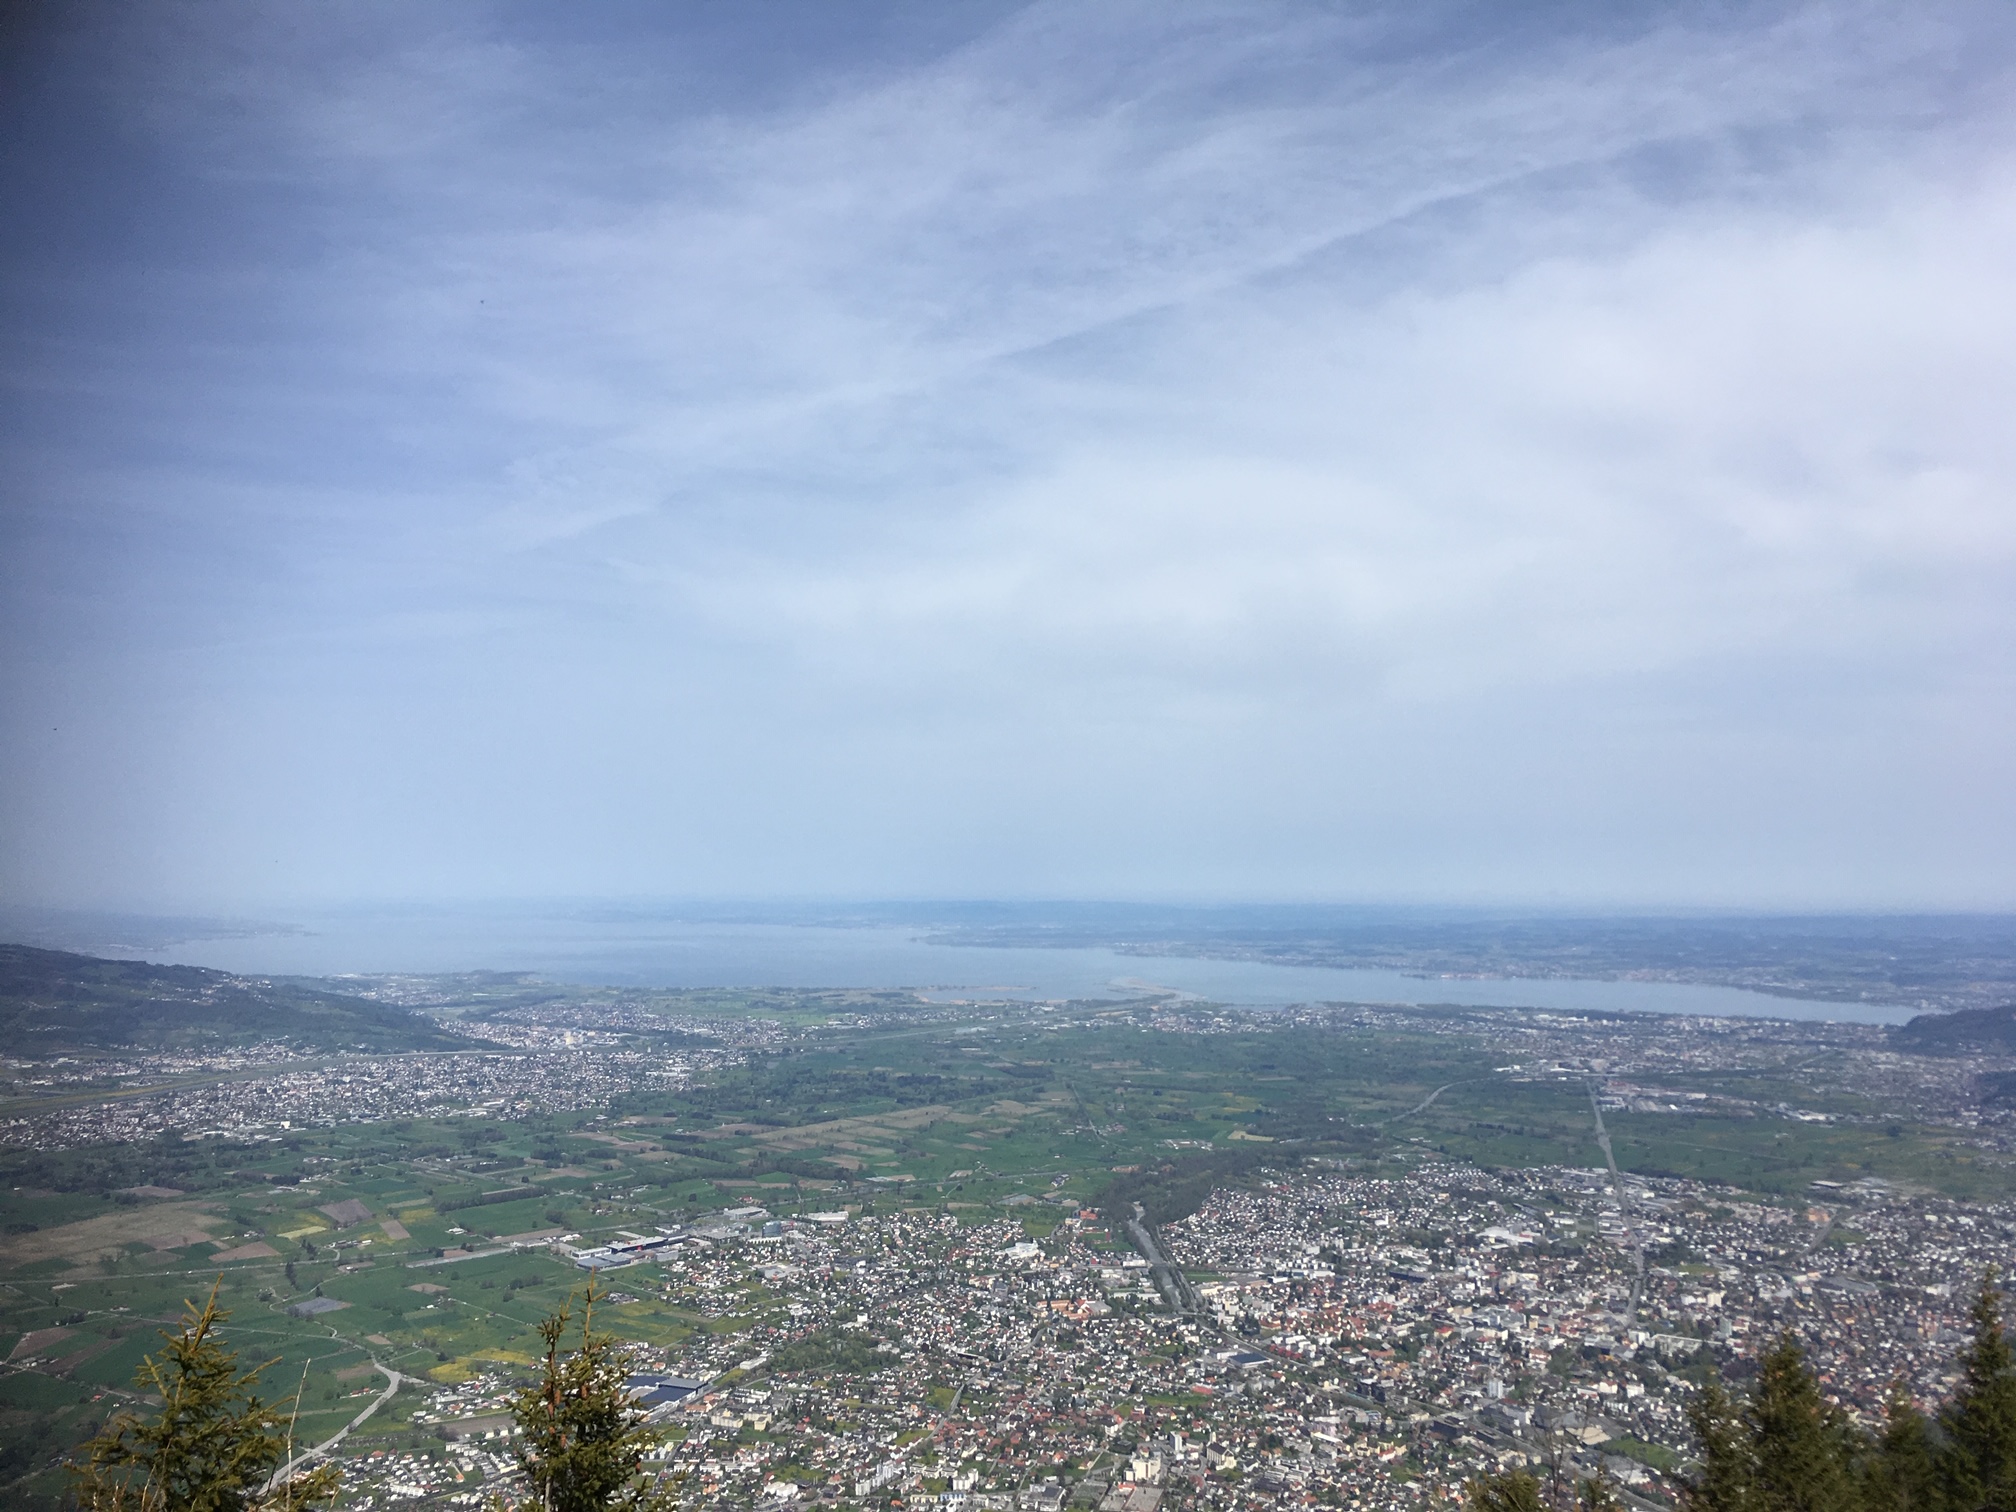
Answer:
[2,0,2015,914]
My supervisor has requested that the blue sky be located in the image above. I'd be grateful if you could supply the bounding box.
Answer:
[3,1,2014,911]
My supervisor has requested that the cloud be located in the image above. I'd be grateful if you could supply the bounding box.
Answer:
[639,130,2016,710]
[2,1,2014,907]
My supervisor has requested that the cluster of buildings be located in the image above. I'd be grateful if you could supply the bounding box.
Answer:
[1274,1003,1989,1132]
[432,1006,794,1056]
[334,1443,502,1507]
[0,997,798,1151]
[0,1045,725,1148]
[0,1043,303,1093]
[316,1149,2016,1512]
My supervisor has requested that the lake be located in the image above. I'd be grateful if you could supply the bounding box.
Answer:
[122,907,1915,1024]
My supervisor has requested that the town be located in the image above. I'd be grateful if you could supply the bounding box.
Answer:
[6,979,2016,1510]
[308,1156,2016,1510]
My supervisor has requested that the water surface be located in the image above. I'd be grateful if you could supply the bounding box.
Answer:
[122,908,1913,1024]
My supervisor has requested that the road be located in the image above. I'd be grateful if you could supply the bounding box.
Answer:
[1125,1202,1202,1318]
[1377,1080,1468,1126]
[1587,1082,1647,1324]
[265,1358,404,1492]
[406,1246,512,1268]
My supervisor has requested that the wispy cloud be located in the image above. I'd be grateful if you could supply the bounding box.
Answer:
[2,1,2013,906]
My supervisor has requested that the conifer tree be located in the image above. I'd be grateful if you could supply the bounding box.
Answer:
[1864,1380,1939,1512]
[69,1281,339,1512]
[1945,1268,2016,1512]
[1686,1373,1755,1512]
[1463,1469,1547,1511]
[1744,1330,1862,1512]
[1489,1291,2016,1512]
[508,1278,674,1512]
[1461,1466,1623,1510]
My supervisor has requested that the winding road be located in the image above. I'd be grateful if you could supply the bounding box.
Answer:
[264,1357,404,1493]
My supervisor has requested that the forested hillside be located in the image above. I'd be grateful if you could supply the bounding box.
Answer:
[0,943,466,1053]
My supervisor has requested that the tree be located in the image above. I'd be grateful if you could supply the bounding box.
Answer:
[1677,1335,1871,1511]
[1864,1380,1939,1512]
[508,1279,674,1512]
[1597,1280,2016,1512]
[1686,1373,1755,1512]
[1464,1471,1547,1511]
[1461,1468,1621,1511]
[1946,1269,2016,1512]
[1745,1331,1861,1512]
[69,1281,338,1512]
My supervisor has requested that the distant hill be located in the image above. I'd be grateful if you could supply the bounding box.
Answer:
[1893,1003,2016,1054]
[0,943,468,1055]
